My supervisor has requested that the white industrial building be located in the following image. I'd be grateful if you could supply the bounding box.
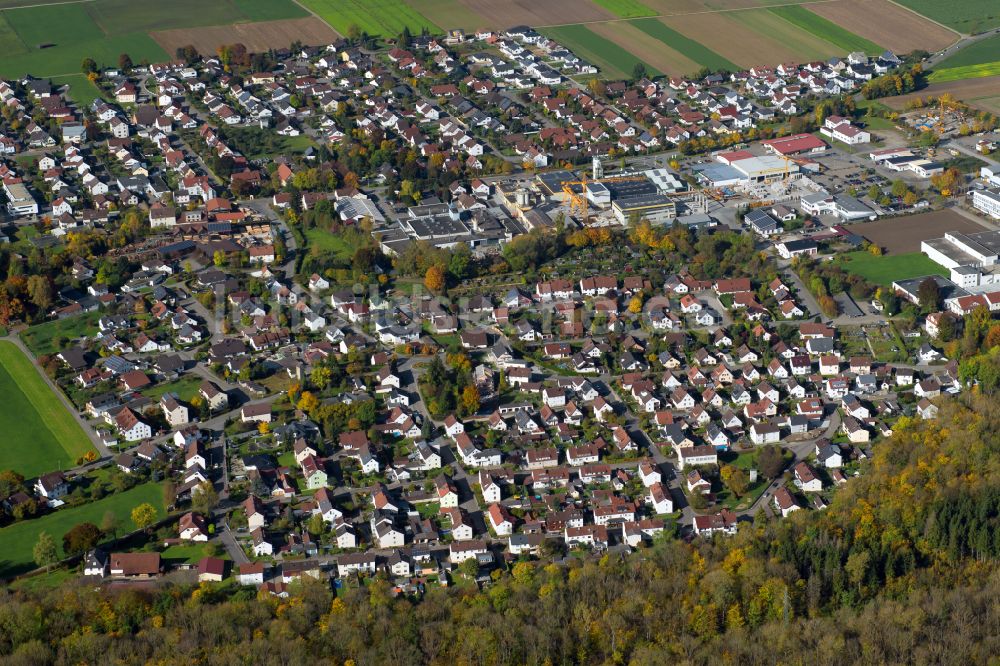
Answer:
[800,193,876,221]
[921,230,1000,288]
[3,181,38,216]
[971,188,1000,219]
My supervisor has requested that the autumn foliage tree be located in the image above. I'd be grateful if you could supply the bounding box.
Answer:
[424,265,445,293]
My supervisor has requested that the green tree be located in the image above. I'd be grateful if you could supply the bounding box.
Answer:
[192,481,219,515]
[33,531,59,568]
[81,58,97,75]
[758,445,787,479]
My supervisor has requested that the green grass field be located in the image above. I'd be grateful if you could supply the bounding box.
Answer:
[53,73,104,105]
[894,0,1000,33]
[630,18,737,73]
[840,251,948,285]
[929,61,1000,82]
[0,481,165,577]
[0,0,307,78]
[143,374,202,403]
[768,5,883,54]
[20,311,101,357]
[936,33,1000,68]
[0,341,93,477]
[544,24,661,80]
[233,0,310,22]
[299,0,439,37]
[305,227,368,261]
[161,542,222,565]
[591,0,655,19]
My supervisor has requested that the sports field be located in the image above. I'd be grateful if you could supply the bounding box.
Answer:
[0,0,311,78]
[839,251,947,286]
[298,0,440,36]
[0,481,165,577]
[0,341,93,477]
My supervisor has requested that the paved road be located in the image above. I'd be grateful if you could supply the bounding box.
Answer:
[219,523,250,564]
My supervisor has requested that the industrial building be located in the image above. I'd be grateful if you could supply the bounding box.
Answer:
[612,194,676,225]
[921,230,1000,288]
[971,189,1000,219]
[800,193,876,221]
[3,180,38,216]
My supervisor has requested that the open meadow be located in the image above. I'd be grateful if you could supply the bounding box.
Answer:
[298,0,439,36]
[0,481,165,577]
[0,340,93,477]
[839,251,947,286]
[0,0,313,78]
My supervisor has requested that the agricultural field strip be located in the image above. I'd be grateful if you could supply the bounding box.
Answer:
[629,17,737,72]
[767,4,882,54]
[300,0,440,36]
[542,23,661,80]
[587,20,700,78]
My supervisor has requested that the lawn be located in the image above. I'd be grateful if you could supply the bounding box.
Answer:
[543,24,660,80]
[768,5,883,54]
[143,374,203,403]
[52,73,104,105]
[161,542,221,565]
[299,0,439,37]
[630,18,737,72]
[591,0,655,19]
[894,0,1000,33]
[0,340,94,477]
[304,226,366,260]
[0,481,165,577]
[840,251,947,285]
[20,311,101,357]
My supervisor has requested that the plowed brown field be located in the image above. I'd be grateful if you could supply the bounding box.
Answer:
[152,17,339,55]
[809,0,957,54]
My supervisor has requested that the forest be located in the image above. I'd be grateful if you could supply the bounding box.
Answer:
[1,395,998,664]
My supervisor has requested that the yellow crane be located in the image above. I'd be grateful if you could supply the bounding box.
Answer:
[561,174,646,225]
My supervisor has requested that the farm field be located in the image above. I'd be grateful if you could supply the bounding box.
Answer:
[0,0,310,78]
[767,5,882,55]
[929,62,1000,83]
[459,0,612,30]
[587,21,700,78]
[0,341,93,477]
[152,17,339,56]
[849,210,986,254]
[969,95,1000,115]
[402,0,487,31]
[839,251,947,286]
[298,0,439,36]
[929,34,1000,82]
[662,11,814,68]
[728,9,845,61]
[893,0,1000,34]
[543,23,660,80]
[630,18,737,72]
[808,0,957,54]
[881,75,1000,110]
[591,0,656,18]
[0,481,166,578]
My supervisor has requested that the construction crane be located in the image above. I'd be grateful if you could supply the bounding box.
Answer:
[561,174,646,225]
[562,173,591,224]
